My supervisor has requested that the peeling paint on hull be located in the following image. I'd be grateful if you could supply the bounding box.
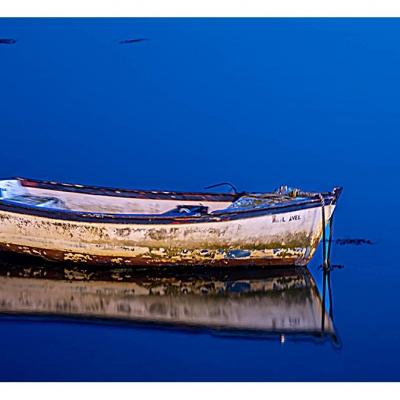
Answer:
[0,204,335,267]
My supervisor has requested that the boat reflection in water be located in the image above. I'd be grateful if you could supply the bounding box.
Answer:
[0,254,337,344]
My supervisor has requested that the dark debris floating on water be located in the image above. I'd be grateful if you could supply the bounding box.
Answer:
[335,238,374,246]
[119,38,149,45]
[0,38,17,45]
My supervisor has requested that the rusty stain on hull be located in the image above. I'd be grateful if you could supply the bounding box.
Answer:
[0,243,304,267]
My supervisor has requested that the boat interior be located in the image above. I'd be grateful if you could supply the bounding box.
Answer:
[0,178,320,216]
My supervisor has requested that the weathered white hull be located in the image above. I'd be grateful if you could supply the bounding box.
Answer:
[0,204,334,267]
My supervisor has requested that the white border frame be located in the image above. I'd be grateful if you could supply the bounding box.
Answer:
[1,0,400,17]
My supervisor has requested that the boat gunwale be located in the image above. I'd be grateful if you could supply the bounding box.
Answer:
[0,178,342,224]
[11,177,341,202]
[16,177,237,202]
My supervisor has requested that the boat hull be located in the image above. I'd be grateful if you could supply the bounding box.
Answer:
[0,204,334,267]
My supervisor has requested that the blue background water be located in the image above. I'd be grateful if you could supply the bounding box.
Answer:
[0,18,399,381]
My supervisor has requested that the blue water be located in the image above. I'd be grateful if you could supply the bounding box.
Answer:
[0,18,399,381]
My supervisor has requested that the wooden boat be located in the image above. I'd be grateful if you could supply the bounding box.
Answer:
[0,259,336,341]
[0,177,342,267]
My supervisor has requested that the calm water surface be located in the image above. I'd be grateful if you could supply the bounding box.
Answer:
[0,18,399,381]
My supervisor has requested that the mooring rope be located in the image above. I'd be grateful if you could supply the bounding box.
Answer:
[319,194,328,271]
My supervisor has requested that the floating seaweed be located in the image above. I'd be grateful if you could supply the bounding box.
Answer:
[335,238,374,246]
[119,38,148,45]
[0,38,17,45]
